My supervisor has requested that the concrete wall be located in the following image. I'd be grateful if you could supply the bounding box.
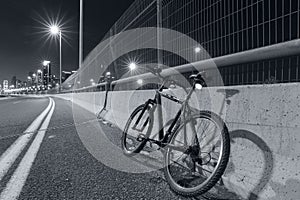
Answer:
[53,83,300,200]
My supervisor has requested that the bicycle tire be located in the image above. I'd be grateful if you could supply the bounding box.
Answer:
[121,104,153,156]
[163,110,230,196]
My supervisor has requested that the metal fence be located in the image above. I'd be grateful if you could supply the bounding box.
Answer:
[61,0,300,91]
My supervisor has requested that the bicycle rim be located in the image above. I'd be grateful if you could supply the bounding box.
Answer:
[164,111,230,196]
[122,105,153,155]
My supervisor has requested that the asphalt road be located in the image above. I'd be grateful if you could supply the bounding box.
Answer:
[0,96,241,200]
[0,96,49,156]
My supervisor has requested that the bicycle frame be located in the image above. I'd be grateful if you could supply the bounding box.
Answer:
[134,77,199,149]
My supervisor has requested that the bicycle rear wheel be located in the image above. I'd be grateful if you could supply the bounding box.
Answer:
[163,111,230,196]
[121,104,153,156]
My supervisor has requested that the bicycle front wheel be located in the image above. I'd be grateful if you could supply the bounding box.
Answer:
[121,104,153,156]
[163,111,230,196]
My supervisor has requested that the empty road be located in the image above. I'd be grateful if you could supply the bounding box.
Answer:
[0,96,240,200]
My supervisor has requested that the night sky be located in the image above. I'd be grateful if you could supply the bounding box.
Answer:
[0,0,135,84]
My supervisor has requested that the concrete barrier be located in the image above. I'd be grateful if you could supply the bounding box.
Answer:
[53,83,300,200]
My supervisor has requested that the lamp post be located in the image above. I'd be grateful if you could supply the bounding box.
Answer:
[49,25,62,89]
[79,0,83,69]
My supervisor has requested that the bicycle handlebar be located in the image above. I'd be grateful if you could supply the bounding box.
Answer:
[143,65,206,93]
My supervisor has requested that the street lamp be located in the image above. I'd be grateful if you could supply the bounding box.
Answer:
[129,62,137,71]
[195,47,201,53]
[79,0,83,69]
[137,79,143,85]
[49,25,62,89]
[194,47,201,61]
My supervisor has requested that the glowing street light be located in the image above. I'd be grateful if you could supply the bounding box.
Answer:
[43,60,50,67]
[137,79,143,85]
[50,25,60,35]
[195,47,201,53]
[129,62,137,71]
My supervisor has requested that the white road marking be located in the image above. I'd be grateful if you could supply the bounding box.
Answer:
[0,98,55,200]
[0,97,14,101]
[12,101,21,104]
[0,98,52,182]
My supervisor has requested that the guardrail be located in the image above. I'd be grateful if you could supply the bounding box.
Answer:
[61,39,300,93]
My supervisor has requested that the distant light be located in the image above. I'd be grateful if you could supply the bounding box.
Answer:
[137,79,143,85]
[129,62,137,71]
[195,47,201,53]
[27,76,31,80]
[32,74,36,77]
[50,25,60,35]
[43,60,51,66]
[37,69,42,73]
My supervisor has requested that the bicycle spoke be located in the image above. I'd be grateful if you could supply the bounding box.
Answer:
[163,112,230,195]
[170,159,191,172]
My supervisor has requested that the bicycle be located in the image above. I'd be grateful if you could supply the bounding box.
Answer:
[121,66,230,197]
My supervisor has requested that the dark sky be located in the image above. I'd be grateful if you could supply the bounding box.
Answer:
[0,0,135,84]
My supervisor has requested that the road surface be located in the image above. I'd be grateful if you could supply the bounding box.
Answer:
[0,96,241,200]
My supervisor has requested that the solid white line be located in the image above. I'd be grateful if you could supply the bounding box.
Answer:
[0,98,52,182]
[0,97,14,101]
[12,101,21,104]
[0,98,55,200]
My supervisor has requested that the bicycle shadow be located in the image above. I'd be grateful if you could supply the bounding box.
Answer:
[227,129,274,200]
[193,129,274,200]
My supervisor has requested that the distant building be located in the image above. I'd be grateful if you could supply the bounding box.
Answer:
[11,76,16,88]
[3,80,8,90]
[37,71,43,85]
[27,72,34,86]
[16,79,22,88]
[62,71,72,82]
[22,81,27,87]
[43,63,52,87]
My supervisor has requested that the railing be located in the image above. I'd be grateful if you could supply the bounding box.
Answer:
[60,38,300,93]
